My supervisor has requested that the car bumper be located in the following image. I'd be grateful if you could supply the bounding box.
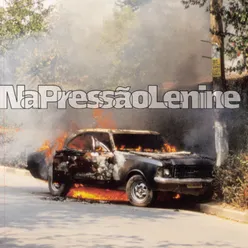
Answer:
[154,177,213,184]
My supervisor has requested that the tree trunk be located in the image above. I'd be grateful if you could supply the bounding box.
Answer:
[214,116,229,167]
[210,0,229,166]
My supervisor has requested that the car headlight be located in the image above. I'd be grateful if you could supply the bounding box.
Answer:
[164,169,170,176]
[157,167,170,177]
[156,167,163,177]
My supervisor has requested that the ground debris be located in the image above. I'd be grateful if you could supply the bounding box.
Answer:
[40,195,112,204]
[41,196,66,202]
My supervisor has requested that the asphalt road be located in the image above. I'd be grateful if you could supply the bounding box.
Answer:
[0,172,247,248]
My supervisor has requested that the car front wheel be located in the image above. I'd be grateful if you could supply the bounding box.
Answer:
[126,175,156,207]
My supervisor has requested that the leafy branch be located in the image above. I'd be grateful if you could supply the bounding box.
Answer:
[181,0,248,74]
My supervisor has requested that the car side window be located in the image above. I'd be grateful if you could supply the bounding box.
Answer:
[67,134,93,151]
[92,132,112,151]
[95,141,110,153]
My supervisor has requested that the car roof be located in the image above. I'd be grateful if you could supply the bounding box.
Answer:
[76,128,160,135]
[64,128,161,147]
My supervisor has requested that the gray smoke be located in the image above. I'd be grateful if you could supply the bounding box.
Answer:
[111,0,214,156]
[1,0,215,160]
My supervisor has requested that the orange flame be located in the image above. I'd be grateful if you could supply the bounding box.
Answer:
[69,121,80,132]
[67,185,128,202]
[173,194,181,200]
[0,126,20,133]
[93,109,116,129]
[144,148,154,152]
[119,145,125,151]
[116,144,177,153]
[37,132,68,161]
[163,143,177,153]
[38,140,52,159]
[37,121,80,161]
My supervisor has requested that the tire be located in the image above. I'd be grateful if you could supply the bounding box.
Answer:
[126,175,156,207]
[48,166,71,197]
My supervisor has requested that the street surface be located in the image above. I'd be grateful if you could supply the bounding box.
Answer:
[0,171,247,248]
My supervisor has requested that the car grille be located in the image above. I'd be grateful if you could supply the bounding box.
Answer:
[173,165,213,179]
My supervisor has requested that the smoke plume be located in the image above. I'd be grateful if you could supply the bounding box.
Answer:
[1,0,215,161]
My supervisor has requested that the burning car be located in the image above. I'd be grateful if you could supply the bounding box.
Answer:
[27,128,214,207]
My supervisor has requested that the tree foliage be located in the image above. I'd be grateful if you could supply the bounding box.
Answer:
[10,3,137,88]
[181,0,248,74]
[116,0,151,11]
[101,7,135,51]
[214,153,248,209]
[0,0,53,53]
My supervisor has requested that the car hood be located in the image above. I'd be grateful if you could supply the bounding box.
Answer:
[126,151,215,166]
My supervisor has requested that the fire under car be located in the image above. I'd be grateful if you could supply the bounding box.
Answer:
[27,129,215,207]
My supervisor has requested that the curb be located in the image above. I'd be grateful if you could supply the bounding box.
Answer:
[196,203,248,224]
[0,165,31,177]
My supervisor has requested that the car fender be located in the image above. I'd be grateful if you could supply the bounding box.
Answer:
[126,169,147,181]
[125,167,157,189]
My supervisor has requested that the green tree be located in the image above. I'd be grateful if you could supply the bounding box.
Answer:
[14,4,137,89]
[0,0,53,53]
[116,0,151,11]
[100,6,137,88]
[181,0,248,74]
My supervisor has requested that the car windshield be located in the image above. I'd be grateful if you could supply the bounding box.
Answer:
[113,133,171,153]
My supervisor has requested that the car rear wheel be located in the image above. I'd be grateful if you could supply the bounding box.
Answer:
[126,175,156,207]
[48,166,71,197]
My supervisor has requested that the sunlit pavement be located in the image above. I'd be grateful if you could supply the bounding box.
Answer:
[0,172,247,248]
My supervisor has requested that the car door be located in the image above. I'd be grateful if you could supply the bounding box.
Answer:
[92,136,116,181]
[65,133,97,175]
[66,132,115,181]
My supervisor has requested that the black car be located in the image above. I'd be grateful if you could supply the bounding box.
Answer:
[28,128,214,207]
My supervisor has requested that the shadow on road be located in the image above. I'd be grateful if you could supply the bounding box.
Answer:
[155,241,242,248]
[1,186,200,230]
[0,237,52,248]
[0,236,242,248]
[1,185,244,248]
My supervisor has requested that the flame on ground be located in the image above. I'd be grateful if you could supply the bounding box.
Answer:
[67,186,182,203]
[67,185,128,202]
[37,110,177,202]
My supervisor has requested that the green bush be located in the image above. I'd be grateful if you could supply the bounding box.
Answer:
[214,154,248,209]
